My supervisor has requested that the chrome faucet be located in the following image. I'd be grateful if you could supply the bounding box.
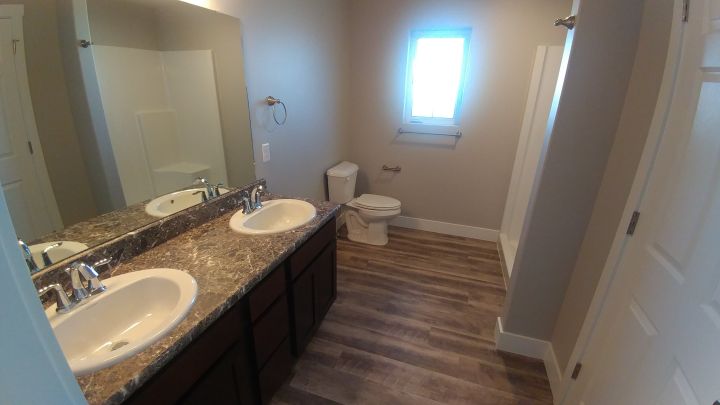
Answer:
[36,259,109,314]
[41,242,63,267]
[195,177,214,198]
[65,261,106,305]
[240,191,253,214]
[37,284,74,313]
[251,185,265,210]
[18,239,40,274]
[195,178,224,200]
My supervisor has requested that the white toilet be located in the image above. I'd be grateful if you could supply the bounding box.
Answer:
[327,161,401,246]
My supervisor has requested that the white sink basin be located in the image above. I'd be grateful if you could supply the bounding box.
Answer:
[46,268,197,376]
[229,199,317,235]
[145,187,231,218]
[30,241,88,269]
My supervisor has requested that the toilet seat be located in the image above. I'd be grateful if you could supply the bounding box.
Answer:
[354,206,401,219]
[349,194,401,211]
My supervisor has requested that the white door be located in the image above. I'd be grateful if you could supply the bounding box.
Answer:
[0,8,62,240]
[565,0,720,404]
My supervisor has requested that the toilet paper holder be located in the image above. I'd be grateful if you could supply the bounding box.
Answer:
[382,165,402,172]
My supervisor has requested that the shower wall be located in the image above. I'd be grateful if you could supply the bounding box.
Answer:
[93,46,227,204]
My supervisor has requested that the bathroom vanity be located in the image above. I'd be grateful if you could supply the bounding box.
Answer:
[33,185,339,405]
[125,217,337,405]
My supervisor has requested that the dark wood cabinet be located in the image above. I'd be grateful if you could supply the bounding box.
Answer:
[289,242,337,354]
[125,217,336,405]
[257,337,294,403]
[179,345,245,405]
[127,303,258,405]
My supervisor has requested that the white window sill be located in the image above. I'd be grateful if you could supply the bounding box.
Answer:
[398,124,462,137]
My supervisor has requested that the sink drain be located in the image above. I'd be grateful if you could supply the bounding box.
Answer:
[110,340,129,351]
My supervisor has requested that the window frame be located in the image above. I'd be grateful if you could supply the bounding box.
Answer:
[401,28,472,136]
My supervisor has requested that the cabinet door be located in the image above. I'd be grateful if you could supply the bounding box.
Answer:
[292,266,316,353]
[253,294,290,369]
[125,305,245,405]
[314,243,336,319]
[258,338,294,404]
[290,243,337,355]
[179,348,240,405]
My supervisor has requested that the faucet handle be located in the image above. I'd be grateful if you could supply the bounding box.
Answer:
[64,265,90,303]
[93,257,112,271]
[80,261,107,296]
[213,183,224,198]
[37,284,74,313]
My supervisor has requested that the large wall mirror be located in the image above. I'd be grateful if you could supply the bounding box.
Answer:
[0,0,255,271]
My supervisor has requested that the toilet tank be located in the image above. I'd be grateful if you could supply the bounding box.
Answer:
[326,161,358,204]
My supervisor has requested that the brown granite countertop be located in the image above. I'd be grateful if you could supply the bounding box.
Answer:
[77,195,339,405]
[33,185,226,249]
[33,202,154,248]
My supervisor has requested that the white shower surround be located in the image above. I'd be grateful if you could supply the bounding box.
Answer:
[93,46,228,205]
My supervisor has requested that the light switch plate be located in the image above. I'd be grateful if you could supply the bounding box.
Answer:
[261,143,270,162]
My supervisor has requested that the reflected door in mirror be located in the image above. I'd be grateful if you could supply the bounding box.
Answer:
[0,7,62,240]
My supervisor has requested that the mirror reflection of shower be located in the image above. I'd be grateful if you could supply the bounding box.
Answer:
[93,46,228,205]
[1,0,255,258]
[83,0,241,207]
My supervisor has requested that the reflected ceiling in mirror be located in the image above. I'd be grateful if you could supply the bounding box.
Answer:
[0,0,254,271]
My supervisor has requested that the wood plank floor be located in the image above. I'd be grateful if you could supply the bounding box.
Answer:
[271,226,553,405]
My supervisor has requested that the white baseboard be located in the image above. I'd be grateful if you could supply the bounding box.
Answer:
[494,317,550,359]
[390,216,498,242]
[498,233,516,279]
[495,317,564,404]
[543,344,563,403]
[496,235,510,288]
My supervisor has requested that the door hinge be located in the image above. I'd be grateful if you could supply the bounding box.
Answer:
[682,0,690,22]
[571,363,583,380]
[27,141,34,155]
[626,211,640,235]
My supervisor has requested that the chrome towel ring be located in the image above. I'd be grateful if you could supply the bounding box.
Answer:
[265,96,287,125]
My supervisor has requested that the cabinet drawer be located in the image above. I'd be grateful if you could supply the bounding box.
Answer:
[253,294,289,369]
[258,338,293,404]
[289,218,336,280]
[249,265,285,322]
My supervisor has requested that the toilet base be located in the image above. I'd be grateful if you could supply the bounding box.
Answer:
[345,210,393,246]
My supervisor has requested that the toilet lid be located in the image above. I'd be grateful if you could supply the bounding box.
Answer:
[352,194,401,210]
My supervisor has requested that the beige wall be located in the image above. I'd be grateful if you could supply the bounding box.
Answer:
[346,0,570,229]
[550,0,674,371]
[1,0,97,226]
[179,0,350,201]
[240,0,350,200]
[502,0,647,340]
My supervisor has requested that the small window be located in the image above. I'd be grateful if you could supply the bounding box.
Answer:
[402,29,471,136]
